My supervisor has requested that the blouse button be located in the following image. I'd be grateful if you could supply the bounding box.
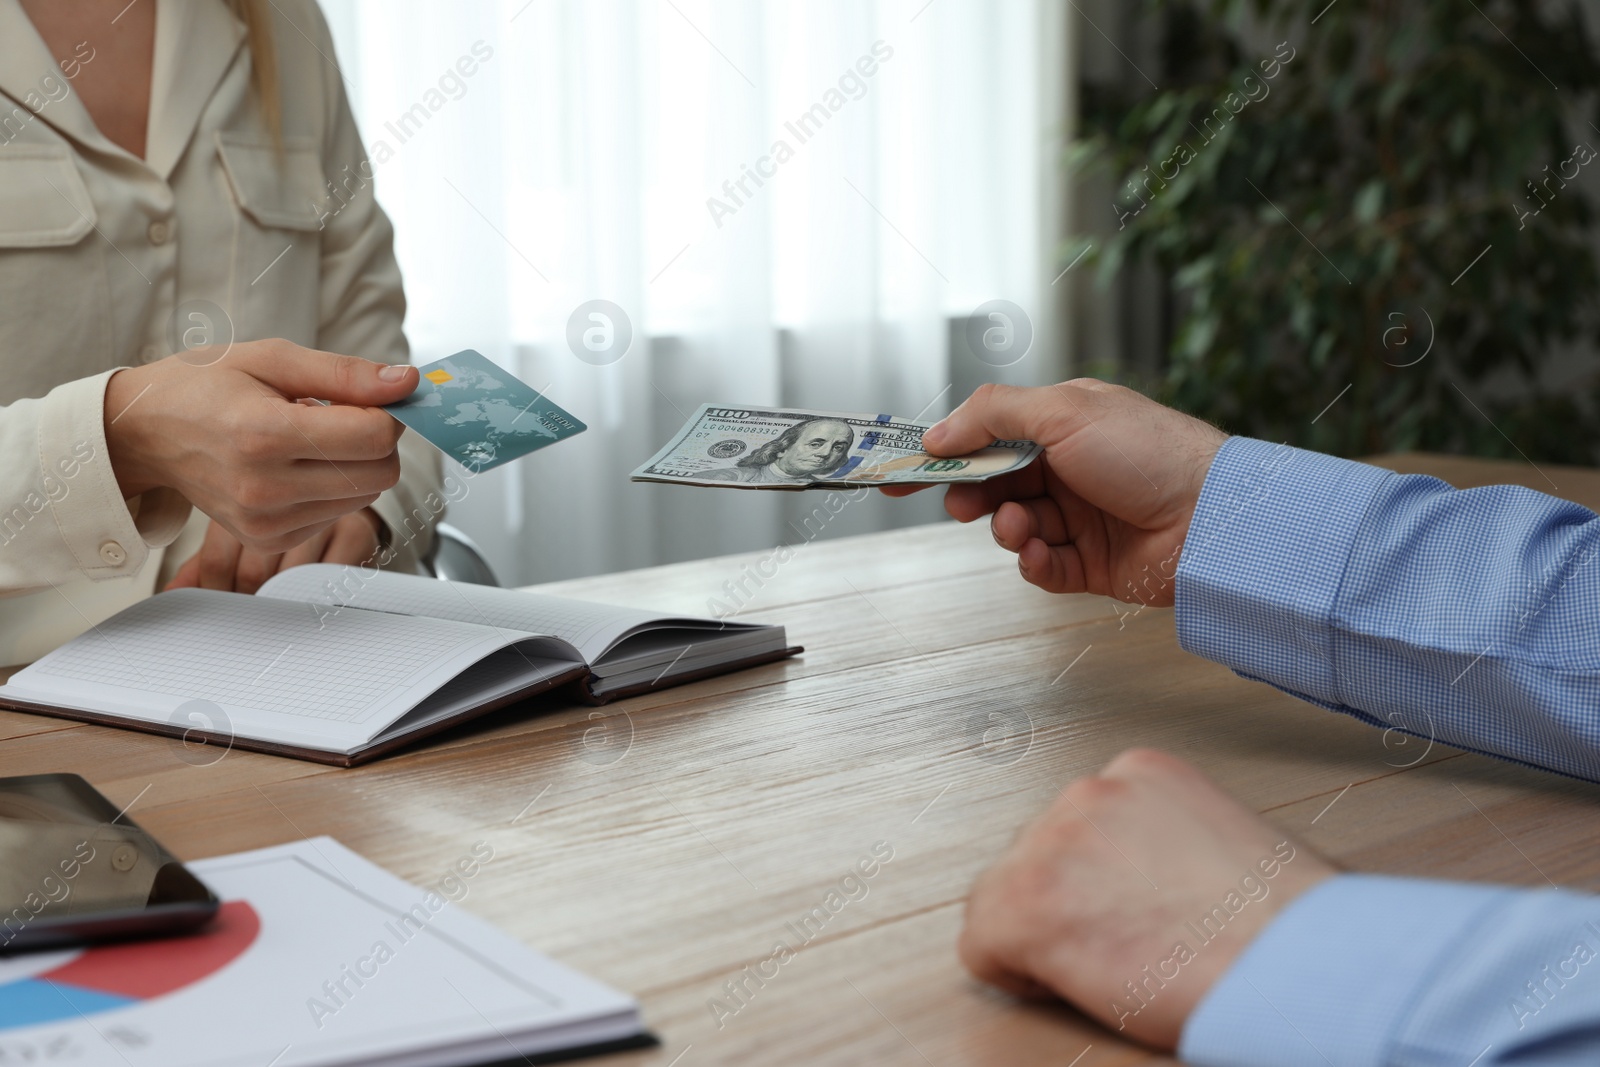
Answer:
[147,220,171,245]
[99,541,127,566]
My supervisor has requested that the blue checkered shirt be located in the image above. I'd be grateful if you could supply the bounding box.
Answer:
[1173,437,1600,1066]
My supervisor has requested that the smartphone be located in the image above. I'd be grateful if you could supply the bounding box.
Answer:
[0,773,220,953]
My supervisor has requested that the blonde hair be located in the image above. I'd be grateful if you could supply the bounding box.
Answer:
[230,0,281,144]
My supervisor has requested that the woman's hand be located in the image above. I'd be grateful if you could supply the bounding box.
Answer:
[104,339,418,554]
[886,381,1227,606]
[164,509,384,594]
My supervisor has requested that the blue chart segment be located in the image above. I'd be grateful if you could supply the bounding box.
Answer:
[0,981,132,1029]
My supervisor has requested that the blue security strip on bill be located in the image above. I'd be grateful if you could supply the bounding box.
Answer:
[385,349,587,472]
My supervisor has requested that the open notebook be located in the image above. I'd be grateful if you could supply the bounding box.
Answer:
[0,564,798,765]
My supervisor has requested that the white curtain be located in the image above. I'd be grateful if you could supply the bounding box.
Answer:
[321,0,1064,586]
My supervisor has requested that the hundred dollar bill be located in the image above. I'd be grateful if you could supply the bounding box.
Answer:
[631,404,1043,489]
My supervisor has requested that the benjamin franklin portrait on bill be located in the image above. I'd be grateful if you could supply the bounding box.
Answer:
[700,418,856,484]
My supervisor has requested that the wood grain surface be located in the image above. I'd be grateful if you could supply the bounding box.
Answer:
[0,452,1595,1067]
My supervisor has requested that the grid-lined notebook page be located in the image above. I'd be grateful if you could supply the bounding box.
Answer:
[2,589,554,753]
[259,565,678,662]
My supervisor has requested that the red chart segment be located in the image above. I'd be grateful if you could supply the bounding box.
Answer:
[45,900,259,998]
[0,902,258,1030]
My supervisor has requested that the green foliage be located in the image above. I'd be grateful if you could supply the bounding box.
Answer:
[1074,0,1600,462]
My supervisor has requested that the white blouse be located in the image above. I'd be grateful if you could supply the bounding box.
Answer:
[0,0,443,664]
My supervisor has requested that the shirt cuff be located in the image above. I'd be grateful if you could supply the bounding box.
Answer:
[1175,437,1393,708]
[40,370,192,581]
[1178,874,1512,1067]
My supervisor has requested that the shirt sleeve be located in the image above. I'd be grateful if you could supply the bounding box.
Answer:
[0,370,190,597]
[295,1,445,573]
[1175,436,1600,782]
[1179,874,1600,1066]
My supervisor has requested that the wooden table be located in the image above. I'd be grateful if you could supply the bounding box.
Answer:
[3,452,1599,1066]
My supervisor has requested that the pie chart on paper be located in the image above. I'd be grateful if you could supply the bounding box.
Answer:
[0,901,259,1030]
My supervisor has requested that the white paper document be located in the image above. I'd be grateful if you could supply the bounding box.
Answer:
[0,838,646,1066]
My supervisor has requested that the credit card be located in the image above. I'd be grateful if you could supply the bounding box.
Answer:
[385,349,587,472]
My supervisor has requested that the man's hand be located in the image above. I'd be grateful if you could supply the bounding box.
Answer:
[165,509,384,595]
[105,339,417,554]
[887,381,1226,606]
[958,749,1335,1050]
